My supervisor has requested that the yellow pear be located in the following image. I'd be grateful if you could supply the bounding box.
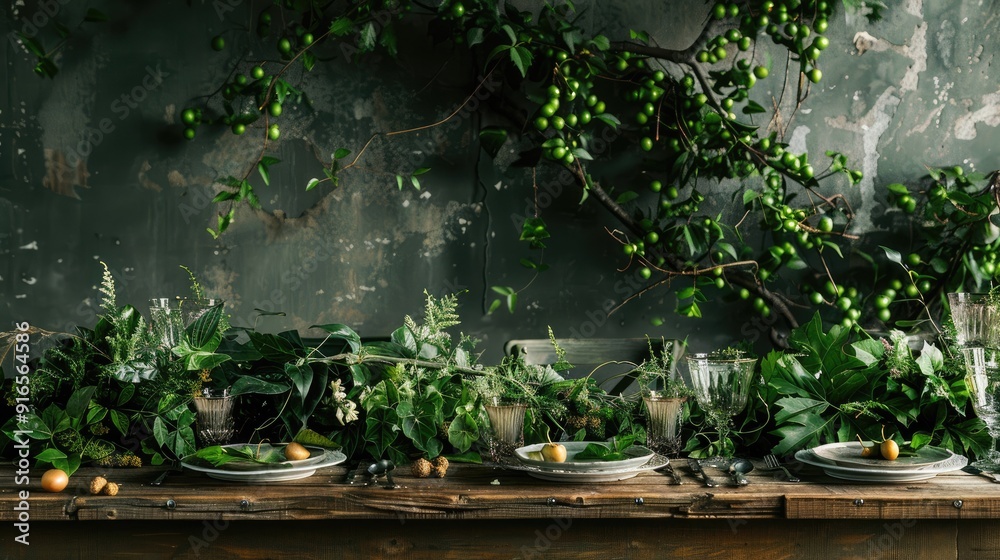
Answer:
[540,442,567,463]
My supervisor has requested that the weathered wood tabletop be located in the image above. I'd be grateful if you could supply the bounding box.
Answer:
[3,460,1000,559]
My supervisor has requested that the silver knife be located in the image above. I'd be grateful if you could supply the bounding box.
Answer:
[686,458,718,488]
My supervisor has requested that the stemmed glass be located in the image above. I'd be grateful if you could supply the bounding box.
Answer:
[949,293,1000,471]
[686,352,758,459]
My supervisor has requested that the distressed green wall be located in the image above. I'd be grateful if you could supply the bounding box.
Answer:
[2,1,997,362]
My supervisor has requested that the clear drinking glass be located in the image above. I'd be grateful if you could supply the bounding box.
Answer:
[947,293,999,348]
[687,352,758,458]
[642,392,687,457]
[961,347,1000,470]
[192,387,235,447]
[483,400,527,464]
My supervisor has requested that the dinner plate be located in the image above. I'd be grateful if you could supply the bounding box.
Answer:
[514,441,655,472]
[811,442,955,470]
[181,445,347,482]
[505,453,669,482]
[795,449,967,483]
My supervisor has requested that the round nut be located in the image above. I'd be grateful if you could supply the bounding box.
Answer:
[411,458,432,478]
[89,476,108,495]
[102,482,119,496]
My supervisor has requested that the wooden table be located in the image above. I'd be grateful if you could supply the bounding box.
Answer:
[3,459,1000,559]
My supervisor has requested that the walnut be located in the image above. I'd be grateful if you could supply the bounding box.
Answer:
[411,458,432,478]
[432,456,449,478]
[101,482,119,496]
[89,476,108,495]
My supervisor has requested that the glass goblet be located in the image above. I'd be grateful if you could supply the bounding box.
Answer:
[686,353,758,459]
[961,347,1000,471]
[947,293,1000,348]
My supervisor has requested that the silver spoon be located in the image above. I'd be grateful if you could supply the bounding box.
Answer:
[729,457,753,486]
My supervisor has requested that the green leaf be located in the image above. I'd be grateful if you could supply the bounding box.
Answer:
[230,375,291,396]
[487,299,502,314]
[915,341,945,377]
[590,34,610,51]
[109,410,129,436]
[184,351,231,371]
[467,27,485,47]
[880,245,903,265]
[301,50,316,72]
[35,448,68,463]
[391,326,418,354]
[398,390,445,456]
[629,29,650,42]
[359,22,377,51]
[615,191,639,204]
[509,46,533,78]
[17,33,46,57]
[329,17,353,36]
[500,24,517,44]
[364,406,400,458]
[310,323,361,353]
[593,113,621,128]
[886,183,910,195]
[66,386,97,420]
[248,331,299,361]
[185,302,224,350]
[284,362,314,408]
[306,178,321,191]
[742,100,766,114]
[479,127,509,158]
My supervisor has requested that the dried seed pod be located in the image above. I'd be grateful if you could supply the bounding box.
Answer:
[432,456,449,478]
[411,458,432,478]
[101,482,119,496]
[89,476,108,495]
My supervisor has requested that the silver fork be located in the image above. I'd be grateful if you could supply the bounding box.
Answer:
[764,454,800,482]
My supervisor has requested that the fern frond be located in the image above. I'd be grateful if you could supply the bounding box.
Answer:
[98,261,117,316]
[180,265,205,300]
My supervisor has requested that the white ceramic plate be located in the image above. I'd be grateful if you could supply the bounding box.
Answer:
[181,445,347,482]
[795,449,967,483]
[505,453,669,482]
[811,441,954,470]
[514,441,654,472]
